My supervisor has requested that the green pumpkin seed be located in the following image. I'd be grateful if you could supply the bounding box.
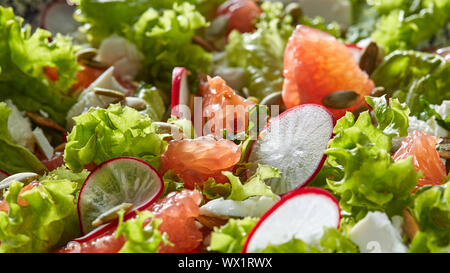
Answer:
[205,15,228,38]
[260,92,286,111]
[370,86,386,97]
[436,141,450,159]
[93,87,126,102]
[322,90,360,109]
[76,48,98,63]
[124,97,147,111]
[91,202,133,227]
[0,172,39,194]
[359,41,379,75]
[284,3,303,22]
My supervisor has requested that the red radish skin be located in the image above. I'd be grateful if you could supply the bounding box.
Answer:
[0,170,9,179]
[246,104,335,194]
[242,187,341,253]
[41,1,78,35]
[171,67,189,118]
[77,157,164,235]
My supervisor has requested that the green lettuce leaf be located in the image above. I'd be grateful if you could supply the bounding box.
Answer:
[41,166,89,191]
[202,178,231,200]
[208,217,259,253]
[262,227,358,253]
[409,183,450,253]
[365,95,410,137]
[325,111,419,218]
[64,104,167,172]
[371,50,450,116]
[0,102,47,175]
[224,164,279,201]
[115,210,171,253]
[0,179,80,253]
[420,99,450,131]
[0,7,79,125]
[136,84,166,122]
[76,1,211,93]
[162,170,185,197]
[346,0,450,53]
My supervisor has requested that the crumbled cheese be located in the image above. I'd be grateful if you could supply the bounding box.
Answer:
[33,127,54,160]
[348,211,408,253]
[5,100,35,151]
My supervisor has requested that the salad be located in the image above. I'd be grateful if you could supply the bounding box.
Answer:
[0,0,449,254]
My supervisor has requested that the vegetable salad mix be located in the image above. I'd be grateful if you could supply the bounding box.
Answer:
[0,0,449,253]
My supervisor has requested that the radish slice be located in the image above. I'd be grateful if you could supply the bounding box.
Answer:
[171,67,191,119]
[247,104,334,195]
[77,157,163,235]
[243,187,340,253]
[41,1,79,35]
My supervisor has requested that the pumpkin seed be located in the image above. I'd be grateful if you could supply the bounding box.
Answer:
[322,90,360,109]
[124,97,147,111]
[436,139,450,159]
[76,48,98,63]
[91,202,133,227]
[153,122,184,140]
[205,15,228,38]
[26,112,65,133]
[370,86,386,97]
[93,87,126,102]
[284,2,303,22]
[260,91,286,111]
[359,41,379,75]
[192,36,214,52]
[196,215,228,230]
[0,172,39,191]
[352,104,369,119]
[403,208,419,241]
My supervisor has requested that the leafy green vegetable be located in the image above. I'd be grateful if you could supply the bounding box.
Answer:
[409,183,450,253]
[0,7,79,125]
[372,50,450,116]
[64,104,167,172]
[346,0,450,54]
[224,165,279,201]
[262,227,358,253]
[365,95,410,137]
[0,103,47,175]
[325,110,419,218]
[167,116,196,139]
[209,217,258,253]
[136,84,166,122]
[162,170,185,197]
[0,179,80,253]
[76,1,211,93]
[371,0,450,53]
[421,99,450,131]
[116,210,171,253]
[202,178,231,200]
[41,166,89,191]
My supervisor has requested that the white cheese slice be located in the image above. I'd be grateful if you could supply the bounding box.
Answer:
[6,100,35,151]
[97,35,144,81]
[200,196,279,218]
[33,127,54,160]
[348,211,408,253]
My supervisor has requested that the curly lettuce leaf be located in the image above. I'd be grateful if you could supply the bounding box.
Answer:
[162,170,185,197]
[365,95,410,137]
[0,7,79,125]
[41,166,89,191]
[409,183,450,253]
[224,164,279,201]
[372,50,450,116]
[421,99,450,131]
[0,103,47,175]
[325,111,419,218]
[136,84,166,122]
[64,104,167,172]
[370,0,450,53]
[208,217,258,253]
[0,179,80,253]
[202,178,231,200]
[346,0,450,53]
[115,210,171,253]
[262,227,359,253]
